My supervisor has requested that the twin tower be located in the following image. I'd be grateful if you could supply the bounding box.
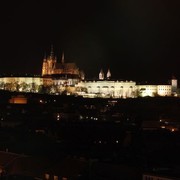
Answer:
[99,69,111,80]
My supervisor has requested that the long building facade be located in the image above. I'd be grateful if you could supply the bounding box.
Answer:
[76,80,136,98]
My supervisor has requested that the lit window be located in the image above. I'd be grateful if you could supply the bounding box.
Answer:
[54,175,58,180]
[45,173,50,180]
[62,177,68,180]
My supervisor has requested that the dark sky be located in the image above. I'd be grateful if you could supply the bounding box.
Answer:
[1,1,180,82]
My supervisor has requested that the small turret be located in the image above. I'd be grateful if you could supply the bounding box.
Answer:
[99,69,104,80]
[106,69,111,79]
[80,70,85,80]
[50,44,54,59]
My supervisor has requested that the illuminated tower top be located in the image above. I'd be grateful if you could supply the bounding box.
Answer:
[106,69,111,79]
[99,69,104,80]
[50,45,54,59]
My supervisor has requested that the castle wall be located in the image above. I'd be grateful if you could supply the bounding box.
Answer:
[137,85,172,97]
[0,77,43,92]
[76,80,136,98]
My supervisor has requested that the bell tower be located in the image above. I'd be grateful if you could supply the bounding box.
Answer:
[46,45,57,75]
[42,53,47,76]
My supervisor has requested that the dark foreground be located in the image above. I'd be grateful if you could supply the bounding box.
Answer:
[0,91,180,179]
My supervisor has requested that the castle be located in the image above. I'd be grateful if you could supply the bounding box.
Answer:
[41,48,177,98]
[0,47,178,98]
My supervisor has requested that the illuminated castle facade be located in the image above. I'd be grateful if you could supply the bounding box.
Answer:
[0,47,178,98]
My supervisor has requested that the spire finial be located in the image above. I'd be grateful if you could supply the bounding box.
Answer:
[43,52,47,61]
[50,44,54,58]
[99,68,104,80]
[62,52,65,63]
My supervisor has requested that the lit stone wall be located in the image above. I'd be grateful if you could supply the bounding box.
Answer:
[76,80,136,98]
[42,77,53,86]
[53,78,79,86]
[0,77,43,85]
[0,76,173,98]
[0,77,43,92]
[137,85,172,97]
[137,85,157,97]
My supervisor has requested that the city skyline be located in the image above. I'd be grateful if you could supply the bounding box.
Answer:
[0,1,180,82]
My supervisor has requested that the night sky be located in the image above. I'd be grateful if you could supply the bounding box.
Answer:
[1,1,180,82]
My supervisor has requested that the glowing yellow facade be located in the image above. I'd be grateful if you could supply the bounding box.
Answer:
[138,85,172,97]
[76,80,136,98]
[0,47,177,98]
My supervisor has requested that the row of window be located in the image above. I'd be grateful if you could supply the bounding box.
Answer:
[143,175,173,180]
[88,86,133,88]
[45,173,67,180]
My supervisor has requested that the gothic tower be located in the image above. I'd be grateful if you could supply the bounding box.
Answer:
[42,45,57,76]
[42,53,47,76]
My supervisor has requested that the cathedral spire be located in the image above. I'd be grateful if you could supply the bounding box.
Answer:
[50,44,54,58]
[61,52,65,64]
[43,52,47,61]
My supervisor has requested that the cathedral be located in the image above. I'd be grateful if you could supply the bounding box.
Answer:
[42,46,84,80]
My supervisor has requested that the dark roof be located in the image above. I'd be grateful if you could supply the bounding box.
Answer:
[0,152,87,178]
[46,158,87,177]
[0,151,23,168]
[0,74,41,78]
[56,62,78,69]
[137,80,171,85]
[51,74,79,79]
